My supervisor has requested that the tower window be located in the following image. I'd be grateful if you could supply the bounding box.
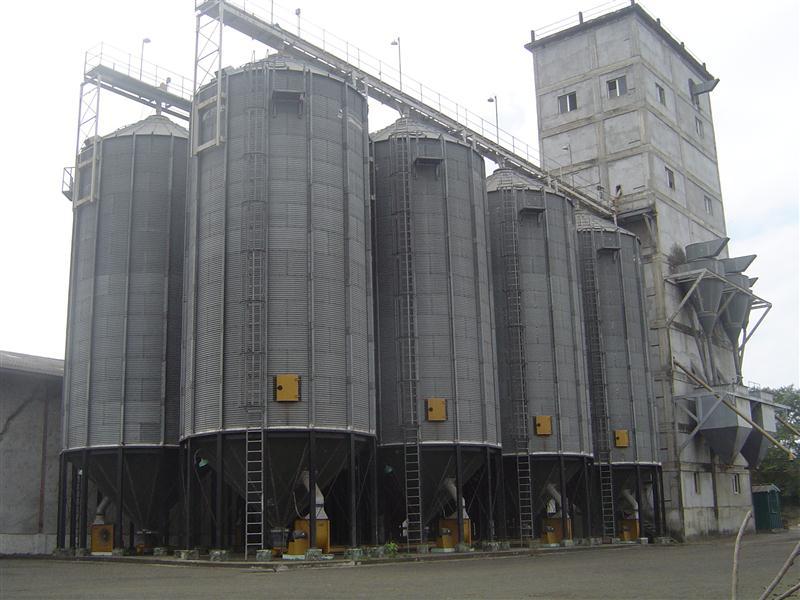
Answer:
[558,91,578,114]
[704,195,714,215]
[693,471,702,494]
[695,117,705,138]
[665,167,675,190]
[689,79,701,108]
[656,83,666,105]
[607,76,628,98]
[732,474,741,494]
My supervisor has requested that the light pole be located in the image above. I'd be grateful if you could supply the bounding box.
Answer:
[487,96,499,143]
[140,37,151,78]
[391,37,402,91]
[561,143,574,186]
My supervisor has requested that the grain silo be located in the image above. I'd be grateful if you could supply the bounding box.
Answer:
[576,212,664,541]
[487,169,593,544]
[181,55,376,555]
[372,118,501,548]
[62,115,187,550]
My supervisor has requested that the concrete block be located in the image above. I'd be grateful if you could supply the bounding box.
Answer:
[637,538,649,545]
[481,541,502,552]
[209,549,230,561]
[176,549,199,560]
[455,543,471,553]
[499,541,511,550]
[560,539,574,548]
[111,548,129,557]
[366,546,385,558]
[527,540,542,549]
[654,537,672,545]
[304,548,323,561]
[255,549,273,561]
[417,543,433,554]
[343,548,364,561]
[152,547,171,557]
[74,548,89,557]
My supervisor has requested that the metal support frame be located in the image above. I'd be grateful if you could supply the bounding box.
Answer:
[56,454,68,549]
[673,361,795,459]
[72,77,101,209]
[193,0,225,153]
[193,0,612,217]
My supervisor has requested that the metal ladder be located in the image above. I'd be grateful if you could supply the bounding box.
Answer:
[243,63,268,559]
[244,428,264,558]
[579,230,616,539]
[392,131,423,545]
[501,188,534,541]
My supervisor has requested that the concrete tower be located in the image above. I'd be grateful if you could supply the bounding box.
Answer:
[527,3,774,539]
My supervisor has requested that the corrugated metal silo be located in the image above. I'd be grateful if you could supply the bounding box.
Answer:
[372,118,500,546]
[181,56,376,551]
[576,212,663,540]
[487,169,592,543]
[63,115,187,543]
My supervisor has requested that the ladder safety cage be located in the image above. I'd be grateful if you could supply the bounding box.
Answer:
[501,187,534,541]
[390,129,423,547]
[579,229,616,539]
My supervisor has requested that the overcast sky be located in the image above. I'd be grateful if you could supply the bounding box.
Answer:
[1,0,797,388]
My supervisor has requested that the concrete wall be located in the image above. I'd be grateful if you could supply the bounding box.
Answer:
[0,368,61,554]
[531,7,754,540]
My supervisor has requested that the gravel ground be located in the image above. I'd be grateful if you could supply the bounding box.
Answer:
[1,530,798,599]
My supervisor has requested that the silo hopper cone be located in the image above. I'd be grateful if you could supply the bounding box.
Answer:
[696,394,752,464]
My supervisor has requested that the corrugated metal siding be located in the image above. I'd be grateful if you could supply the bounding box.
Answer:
[488,180,591,456]
[579,228,658,464]
[185,61,373,437]
[374,130,498,446]
[64,124,187,450]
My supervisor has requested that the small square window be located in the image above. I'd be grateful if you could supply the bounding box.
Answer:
[695,117,705,138]
[607,76,628,98]
[693,472,702,494]
[558,91,578,114]
[689,79,701,109]
[665,167,675,190]
[704,195,714,215]
[732,473,741,495]
[656,83,666,105]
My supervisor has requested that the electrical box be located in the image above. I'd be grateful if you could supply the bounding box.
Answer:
[535,415,553,436]
[91,524,114,554]
[274,374,300,402]
[614,429,630,448]
[426,397,447,422]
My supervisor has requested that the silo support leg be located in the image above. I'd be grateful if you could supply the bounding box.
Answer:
[115,448,124,548]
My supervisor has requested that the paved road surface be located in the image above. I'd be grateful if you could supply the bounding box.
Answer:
[2,531,798,599]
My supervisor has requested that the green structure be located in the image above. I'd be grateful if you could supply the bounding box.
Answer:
[752,485,782,531]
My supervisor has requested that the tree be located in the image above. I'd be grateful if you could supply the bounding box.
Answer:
[751,385,800,504]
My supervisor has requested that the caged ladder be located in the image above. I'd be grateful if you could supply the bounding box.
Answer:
[391,130,423,546]
[579,229,616,540]
[242,62,268,560]
[501,187,534,541]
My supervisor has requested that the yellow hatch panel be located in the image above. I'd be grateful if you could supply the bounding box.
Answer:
[535,415,553,436]
[274,374,300,402]
[426,397,447,421]
[614,429,630,448]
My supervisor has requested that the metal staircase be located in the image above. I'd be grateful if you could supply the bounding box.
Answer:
[391,131,423,545]
[501,188,534,541]
[579,230,616,539]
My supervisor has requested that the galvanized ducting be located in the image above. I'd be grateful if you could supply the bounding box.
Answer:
[487,169,592,458]
[181,56,375,438]
[64,115,187,450]
[576,212,659,465]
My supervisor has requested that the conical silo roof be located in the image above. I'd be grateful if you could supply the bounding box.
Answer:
[370,117,460,144]
[104,114,189,139]
[485,167,544,192]
[575,210,636,237]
